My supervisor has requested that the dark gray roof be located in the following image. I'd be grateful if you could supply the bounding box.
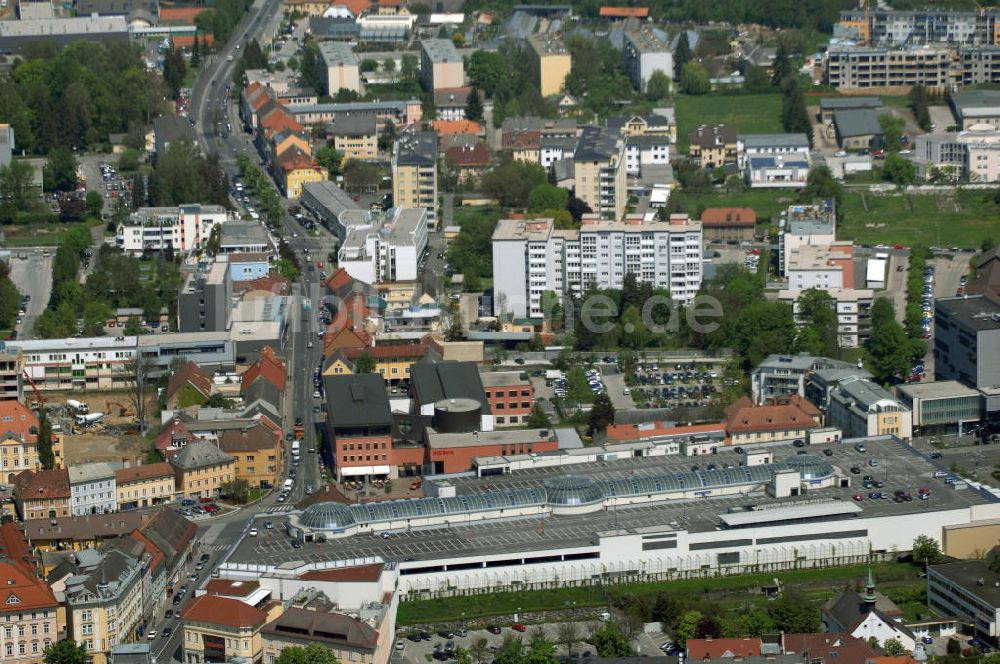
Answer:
[153,115,194,146]
[833,109,883,138]
[574,126,620,162]
[936,294,1000,332]
[243,377,281,413]
[324,373,393,428]
[169,439,234,471]
[394,130,437,167]
[409,361,488,410]
[606,114,670,133]
[75,0,158,16]
[952,89,1000,117]
[332,114,377,137]
[309,16,360,40]
[819,96,882,111]
[929,561,1000,609]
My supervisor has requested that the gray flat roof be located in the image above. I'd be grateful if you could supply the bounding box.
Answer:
[422,38,461,63]
[318,41,358,68]
[952,90,1000,117]
[819,96,882,111]
[740,133,810,149]
[834,109,883,138]
[936,295,1000,332]
[426,428,555,449]
[896,380,981,400]
[929,561,1000,607]
[301,181,361,218]
[324,374,393,429]
[480,371,530,388]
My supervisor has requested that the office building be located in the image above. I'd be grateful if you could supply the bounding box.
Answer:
[318,41,361,96]
[895,380,982,435]
[480,371,535,427]
[928,561,1000,641]
[331,115,378,160]
[950,89,1000,129]
[116,205,228,256]
[420,39,464,91]
[338,208,428,284]
[68,463,117,516]
[323,373,398,481]
[751,353,868,405]
[573,126,628,221]
[391,130,438,228]
[935,294,1000,388]
[914,128,1000,182]
[527,33,571,96]
[178,260,233,333]
[824,45,953,90]
[491,214,703,318]
[622,25,673,92]
[826,376,913,439]
[0,15,128,54]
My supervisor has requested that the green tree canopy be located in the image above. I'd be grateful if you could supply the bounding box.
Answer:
[44,640,88,664]
[482,161,548,208]
[767,589,820,633]
[680,62,710,95]
[44,147,78,192]
[883,154,917,185]
[274,643,340,664]
[591,622,631,657]
[587,393,616,436]
[527,183,569,212]
[912,535,943,566]
[646,70,671,100]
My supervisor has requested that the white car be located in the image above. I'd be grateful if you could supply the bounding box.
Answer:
[835,150,847,157]
[249,527,259,537]
[147,631,157,640]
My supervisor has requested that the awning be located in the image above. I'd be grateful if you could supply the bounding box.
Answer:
[339,465,391,476]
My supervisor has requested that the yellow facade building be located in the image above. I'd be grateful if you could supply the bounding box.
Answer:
[169,440,236,499]
[115,462,176,510]
[219,422,283,490]
[0,400,64,473]
[181,596,280,664]
[528,34,571,97]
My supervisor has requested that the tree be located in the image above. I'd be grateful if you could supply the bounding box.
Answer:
[37,407,55,470]
[59,197,86,222]
[883,154,917,185]
[383,57,396,76]
[482,161,548,208]
[466,88,484,123]
[44,640,89,664]
[299,43,327,94]
[879,114,906,153]
[315,146,343,175]
[495,636,525,664]
[44,147,78,192]
[401,54,419,85]
[342,159,381,193]
[673,610,702,647]
[767,589,820,633]
[912,535,943,566]
[220,478,251,504]
[680,62,710,95]
[556,622,580,659]
[162,48,187,100]
[121,355,153,432]
[526,403,552,429]
[743,65,771,92]
[85,190,104,219]
[591,622,631,657]
[882,639,906,657]
[469,639,489,664]
[771,41,794,86]
[867,299,913,383]
[540,290,564,331]
[587,392,615,436]
[646,70,671,100]
[355,352,377,374]
[361,58,378,72]
[273,642,340,664]
[191,34,202,69]
[673,31,692,80]
[467,50,507,96]
[695,614,723,639]
[0,160,36,213]
[797,288,839,356]
[526,635,558,664]
[800,164,844,210]
[528,184,568,212]
[378,121,398,152]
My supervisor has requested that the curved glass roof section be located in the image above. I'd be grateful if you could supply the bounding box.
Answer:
[300,460,822,530]
[545,475,605,505]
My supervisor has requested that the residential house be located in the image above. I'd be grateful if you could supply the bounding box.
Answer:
[724,395,823,446]
[331,115,378,160]
[700,207,757,244]
[0,400,63,472]
[527,33,571,96]
[821,570,916,652]
[164,361,214,410]
[607,113,676,142]
[0,522,62,664]
[260,606,386,664]
[826,376,913,439]
[323,344,434,384]
[241,346,287,395]
[688,125,738,168]
[622,24,672,91]
[391,129,438,228]
[420,39,464,91]
[10,468,70,521]
[219,422,283,490]
[433,88,482,122]
[444,143,490,184]
[155,418,196,456]
[277,146,328,199]
[115,463,175,511]
[169,440,236,499]
[68,463,117,516]
[22,509,158,553]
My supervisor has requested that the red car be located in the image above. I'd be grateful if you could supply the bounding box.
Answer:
[203,504,219,513]
[852,494,864,502]
[199,496,214,504]
[511,624,527,633]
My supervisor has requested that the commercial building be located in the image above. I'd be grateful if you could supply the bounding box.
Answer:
[10,469,70,521]
[724,395,823,447]
[420,39,464,91]
[700,207,757,244]
[572,126,628,220]
[914,128,1000,182]
[116,205,228,256]
[823,45,953,90]
[827,377,913,440]
[928,561,1000,641]
[331,115,378,160]
[180,595,278,664]
[688,125,738,168]
[318,41,362,96]
[300,181,364,238]
[752,353,869,405]
[0,522,61,664]
[491,214,703,318]
[0,16,129,54]
[0,352,23,402]
[337,207,428,283]
[219,422,283,490]
[178,260,232,333]
[323,374,397,481]
[0,400,64,472]
[527,33,571,96]
[68,463,117,516]
[833,109,884,151]
[818,96,883,124]
[424,428,559,474]
[950,89,1000,129]
[391,130,438,229]
[169,439,236,499]
[935,295,1000,389]
[895,380,982,435]
[115,463,176,510]
[480,371,535,427]
[778,201,837,276]
[622,24,673,91]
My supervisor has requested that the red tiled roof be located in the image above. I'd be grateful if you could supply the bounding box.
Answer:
[606,421,726,442]
[325,267,355,292]
[299,563,384,582]
[725,395,821,434]
[502,131,541,150]
[599,6,649,17]
[782,633,878,664]
[0,401,39,444]
[10,468,70,500]
[0,522,34,574]
[241,346,287,394]
[156,418,194,452]
[339,0,372,16]
[700,207,757,226]
[166,361,213,404]
[115,462,174,484]
[233,274,291,296]
[220,423,280,453]
[432,120,483,135]
[0,559,59,610]
[180,594,268,628]
[686,638,762,659]
[279,145,322,172]
[446,143,490,167]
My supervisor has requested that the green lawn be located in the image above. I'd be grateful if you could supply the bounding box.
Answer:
[397,562,922,625]
[675,93,784,152]
[838,188,1000,248]
[2,218,103,247]
[453,205,503,227]
[684,189,800,223]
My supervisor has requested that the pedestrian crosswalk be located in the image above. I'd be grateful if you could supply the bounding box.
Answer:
[266,505,296,513]
[201,542,228,552]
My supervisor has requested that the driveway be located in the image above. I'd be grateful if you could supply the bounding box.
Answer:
[8,250,53,338]
[927,105,956,132]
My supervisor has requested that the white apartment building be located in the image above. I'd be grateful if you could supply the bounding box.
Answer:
[492,214,703,318]
[785,243,856,291]
[778,288,874,349]
[624,135,671,175]
[914,127,1000,182]
[778,201,837,276]
[116,204,228,256]
[69,462,117,516]
[622,25,673,91]
[337,208,428,284]
[7,336,137,392]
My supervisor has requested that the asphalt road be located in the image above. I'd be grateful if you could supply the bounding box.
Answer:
[7,249,53,338]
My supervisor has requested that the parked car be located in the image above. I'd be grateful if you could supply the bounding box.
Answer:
[511,624,527,633]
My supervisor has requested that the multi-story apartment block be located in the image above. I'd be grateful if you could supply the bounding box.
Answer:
[0,522,61,664]
[318,41,361,96]
[688,125,738,168]
[337,207,428,284]
[420,39,464,91]
[69,463,117,516]
[115,463,175,510]
[836,8,1000,47]
[178,260,232,333]
[0,400,64,473]
[331,115,378,160]
[622,25,673,91]
[0,352,23,401]
[11,468,70,520]
[391,130,437,229]
[7,336,136,392]
[491,214,703,318]
[573,126,628,221]
[824,45,953,89]
[65,540,150,664]
[169,439,236,499]
[777,287,874,349]
[527,33,571,96]
[934,294,1000,389]
[915,128,1000,182]
[778,201,837,276]
[116,205,228,256]
[751,353,870,405]
[827,376,913,439]
[480,371,535,427]
[959,46,1000,86]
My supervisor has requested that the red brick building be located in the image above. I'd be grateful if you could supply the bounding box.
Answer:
[480,371,535,427]
[424,428,559,474]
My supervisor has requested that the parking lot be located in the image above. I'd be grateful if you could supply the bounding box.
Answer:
[7,250,52,338]
[628,360,728,410]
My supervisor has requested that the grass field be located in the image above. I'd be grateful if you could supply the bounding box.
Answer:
[675,93,783,152]
[2,218,103,247]
[397,562,923,625]
[684,189,800,222]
